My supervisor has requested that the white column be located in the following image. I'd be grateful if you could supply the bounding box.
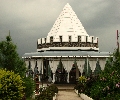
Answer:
[87,57,88,74]
[25,60,29,68]
[68,61,74,72]
[37,59,42,73]
[62,60,73,83]
[89,59,97,72]
[52,73,55,83]
[31,59,35,78]
[62,61,67,71]
[25,60,29,77]
[49,60,59,83]
[76,66,79,79]
[31,59,35,71]
[49,60,53,80]
[53,60,59,83]
[76,59,85,75]
[41,59,43,74]
[37,59,42,82]
[99,58,106,70]
[67,72,70,83]
[67,60,70,83]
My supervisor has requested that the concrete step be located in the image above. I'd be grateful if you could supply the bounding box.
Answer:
[54,84,75,90]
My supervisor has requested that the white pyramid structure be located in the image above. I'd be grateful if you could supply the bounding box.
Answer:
[37,3,99,51]
[48,3,89,38]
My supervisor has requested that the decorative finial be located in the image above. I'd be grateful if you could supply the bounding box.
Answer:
[6,30,11,42]
[66,3,70,7]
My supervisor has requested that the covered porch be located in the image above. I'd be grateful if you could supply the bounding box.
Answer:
[23,51,111,84]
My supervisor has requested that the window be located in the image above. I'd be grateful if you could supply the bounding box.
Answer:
[91,37,93,43]
[50,36,53,44]
[45,38,46,43]
[86,36,88,42]
[78,36,81,42]
[69,36,71,42]
[59,36,62,43]
[41,38,42,44]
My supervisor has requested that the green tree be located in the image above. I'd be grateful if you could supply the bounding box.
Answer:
[87,62,92,77]
[0,34,35,99]
[83,59,87,77]
[0,34,26,76]
[94,61,102,75]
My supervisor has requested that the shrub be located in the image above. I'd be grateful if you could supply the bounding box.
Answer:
[74,76,87,93]
[37,84,58,100]
[38,89,53,100]
[78,76,87,84]
[84,75,99,96]
[48,84,58,94]
[85,49,120,100]
[0,69,25,100]
[22,76,35,99]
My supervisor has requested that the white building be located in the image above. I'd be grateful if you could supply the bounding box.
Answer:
[23,3,111,84]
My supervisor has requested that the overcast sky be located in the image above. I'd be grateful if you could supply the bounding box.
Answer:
[0,0,120,57]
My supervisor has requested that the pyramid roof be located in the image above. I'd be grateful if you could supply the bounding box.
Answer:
[47,3,89,37]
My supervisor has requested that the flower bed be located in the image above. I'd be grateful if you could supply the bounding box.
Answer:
[36,84,58,100]
[74,50,120,100]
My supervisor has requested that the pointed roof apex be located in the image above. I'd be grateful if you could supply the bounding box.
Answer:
[64,3,71,8]
[66,3,70,6]
[48,3,89,37]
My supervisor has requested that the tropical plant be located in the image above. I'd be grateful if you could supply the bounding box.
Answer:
[78,76,87,84]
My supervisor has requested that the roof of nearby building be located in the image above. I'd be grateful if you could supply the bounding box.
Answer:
[22,51,112,58]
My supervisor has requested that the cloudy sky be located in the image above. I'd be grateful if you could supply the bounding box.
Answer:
[0,0,120,57]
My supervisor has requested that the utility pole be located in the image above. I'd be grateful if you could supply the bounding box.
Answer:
[117,30,119,52]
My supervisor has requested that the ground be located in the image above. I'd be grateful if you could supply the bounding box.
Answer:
[56,90,82,100]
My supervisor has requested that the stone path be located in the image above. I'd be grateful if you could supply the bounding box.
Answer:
[56,90,82,100]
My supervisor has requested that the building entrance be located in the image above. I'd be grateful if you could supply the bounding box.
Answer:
[55,61,67,84]
[69,64,76,84]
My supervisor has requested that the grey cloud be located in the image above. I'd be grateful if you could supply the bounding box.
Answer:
[0,0,120,56]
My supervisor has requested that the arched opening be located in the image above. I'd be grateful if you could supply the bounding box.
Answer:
[55,61,67,84]
[69,62,81,84]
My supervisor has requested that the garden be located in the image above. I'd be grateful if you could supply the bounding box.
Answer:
[36,84,58,100]
[74,49,120,100]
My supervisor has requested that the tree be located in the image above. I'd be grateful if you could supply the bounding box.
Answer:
[0,34,35,99]
[87,62,92,77]
[83,59,87,77]
[83,59,92,77]
[0,34,26,76]
[94,61,102,75]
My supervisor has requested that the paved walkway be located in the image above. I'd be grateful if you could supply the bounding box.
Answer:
[56,90,82,100]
